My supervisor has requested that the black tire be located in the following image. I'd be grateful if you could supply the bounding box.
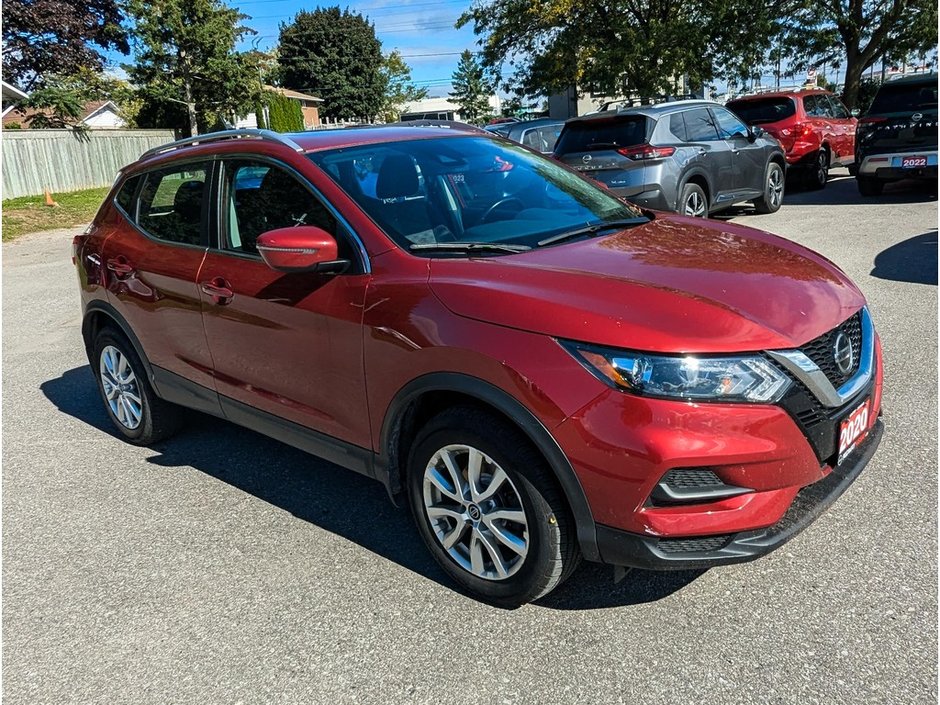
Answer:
[92,326,183,445]
[678,182,708,217]
[753,161,785,214]
[847,162,858,177]
[406,406,580,607]
[857,176,884,197]
[806,148,829,190]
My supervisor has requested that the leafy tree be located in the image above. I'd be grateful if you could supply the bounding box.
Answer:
[449,50,493,124]
[125,0,257,136]
[777,0,938,109]
[278,8,385,120]
[458,0,784,100]
[15,69,142,129]
[2,0,128,90]
[379,51,429,122]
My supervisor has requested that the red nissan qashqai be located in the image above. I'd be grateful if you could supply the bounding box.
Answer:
[74,127,884,606]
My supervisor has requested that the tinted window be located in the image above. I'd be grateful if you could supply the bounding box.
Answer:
[869,80,939,114]
[222,159,336,254]
[115,175,141,218]
[521,125,562,152]
[726,97,796,124]
[310,137,642,251]
[712,107,749,139]
[827,95,850,119]
[803,94,832,117]
[137,163,209,246]
[668,113,689,141]
[683,108,720,141]
[554,116,648,153]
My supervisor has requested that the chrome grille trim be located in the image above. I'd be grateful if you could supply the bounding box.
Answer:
[767,307,874,408]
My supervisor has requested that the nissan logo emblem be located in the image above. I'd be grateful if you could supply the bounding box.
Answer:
[582,154,593,163]
[912,113,923,122]
[833,331,854,375]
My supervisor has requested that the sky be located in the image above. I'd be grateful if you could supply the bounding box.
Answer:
[106,0,479,98]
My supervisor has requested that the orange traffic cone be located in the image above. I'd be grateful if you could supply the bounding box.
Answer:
[43,189,58,207]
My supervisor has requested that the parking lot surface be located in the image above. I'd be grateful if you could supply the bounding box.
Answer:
[3,171,937,704]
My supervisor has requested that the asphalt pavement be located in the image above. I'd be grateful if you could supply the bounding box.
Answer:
[2,170,937,704]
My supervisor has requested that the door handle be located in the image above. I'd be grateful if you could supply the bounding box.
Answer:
[106,256,134,279]
[201,277,234,305]
[698,148,709,156]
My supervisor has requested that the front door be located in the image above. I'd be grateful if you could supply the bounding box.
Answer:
[198,156,372,448]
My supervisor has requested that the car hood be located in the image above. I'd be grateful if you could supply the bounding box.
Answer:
[427,215,865,353]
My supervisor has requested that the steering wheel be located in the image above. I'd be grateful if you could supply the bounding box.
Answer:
[480,197,525,224]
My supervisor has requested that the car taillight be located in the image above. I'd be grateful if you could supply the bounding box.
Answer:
[616,144,676,160]
[777,122,814,150]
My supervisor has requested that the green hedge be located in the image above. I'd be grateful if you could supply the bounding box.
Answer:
[256,91,304,132]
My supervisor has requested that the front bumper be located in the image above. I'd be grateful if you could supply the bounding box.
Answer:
[594,420,883,569]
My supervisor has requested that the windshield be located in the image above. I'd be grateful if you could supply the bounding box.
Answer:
[726,97,796,124]
[868,80,938,114]
[309,136,643,254]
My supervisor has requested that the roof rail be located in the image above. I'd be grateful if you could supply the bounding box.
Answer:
[140,128,305,159]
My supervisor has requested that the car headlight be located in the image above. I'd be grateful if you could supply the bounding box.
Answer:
[562,341,792,403]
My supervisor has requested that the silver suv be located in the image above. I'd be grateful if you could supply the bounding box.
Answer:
[553,100,787,216]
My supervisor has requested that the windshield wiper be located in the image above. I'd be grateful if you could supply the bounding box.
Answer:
[537,217,649,247]
[409,241,531,254]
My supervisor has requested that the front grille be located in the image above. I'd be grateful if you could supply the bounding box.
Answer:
[799,311,862,387]
[661,468,723,489]
[658,535,732,554]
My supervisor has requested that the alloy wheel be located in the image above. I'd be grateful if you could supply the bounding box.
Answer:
[684,190,706,217]
[99,345,143,429]
[422,444,529,580]
[768,167,784,208]
[816,151,829,185]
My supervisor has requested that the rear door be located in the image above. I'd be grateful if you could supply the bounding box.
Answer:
[679,107,735,206]
[825,94,857,164]
[197,156,372,448]
[553,115,651,195]
[101,159,218,408]
[803,94,837,155]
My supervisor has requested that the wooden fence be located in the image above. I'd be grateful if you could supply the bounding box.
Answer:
[1,129,176,199]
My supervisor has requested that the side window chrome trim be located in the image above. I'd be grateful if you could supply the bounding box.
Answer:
[215,154,371,274]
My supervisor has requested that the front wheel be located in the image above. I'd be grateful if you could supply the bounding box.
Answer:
[407,406,580,606]
[753,162,785,214]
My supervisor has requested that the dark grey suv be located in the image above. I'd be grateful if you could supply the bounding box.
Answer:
[553,100,787,216]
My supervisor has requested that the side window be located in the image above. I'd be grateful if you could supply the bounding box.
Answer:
[137,162,209,246]
[827,95,849,119]
[804,94,831,117]
[222,159,337,255]
[683,108,720,141]
[668,112,689,142]
[711,107,749,139]
[115,175,142,219]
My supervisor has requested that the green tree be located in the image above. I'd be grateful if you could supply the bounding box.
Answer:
[16,69,142,129]
[379,51,429,122]
[256,91,304,132]
[449,50,492,124]
[775,0,938,109]
[458,0,784,100]
[278,8,385,121]
[2,0,128,90]
[125,0,257,136]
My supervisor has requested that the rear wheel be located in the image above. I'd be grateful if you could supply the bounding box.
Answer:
[806,148,829,190]
[407,406,580,606]
[678,182,708,217]
[93,327,183,445]
[857,176,884,197]
[753,162,785,214]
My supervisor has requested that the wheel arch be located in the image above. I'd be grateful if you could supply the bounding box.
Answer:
[376,372,600,561]
[82,301,154,382]
[678,168,712,210]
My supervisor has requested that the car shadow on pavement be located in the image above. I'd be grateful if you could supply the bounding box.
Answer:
[42,366,703,611]
[783,173,936,206]
[870,230,938,286]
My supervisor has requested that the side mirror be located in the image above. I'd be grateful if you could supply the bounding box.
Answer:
[256,226,345,274]
[748,126,764,142]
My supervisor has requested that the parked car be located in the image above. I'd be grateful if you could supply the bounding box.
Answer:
[76,127,883,606]
[484,117,565,154]
[553,100,786,216]
[726,88,857,189]
[854,72,938,196]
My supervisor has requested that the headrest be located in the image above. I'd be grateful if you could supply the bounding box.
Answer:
[173,180,204,219]
[376,154,420,200]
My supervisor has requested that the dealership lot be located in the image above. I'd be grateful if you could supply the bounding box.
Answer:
[2,170,936,704]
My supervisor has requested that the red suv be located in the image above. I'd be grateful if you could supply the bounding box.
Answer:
[727,89,857,189]
[75,128,884,606]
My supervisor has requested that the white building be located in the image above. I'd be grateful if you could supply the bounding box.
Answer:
[400,95,502,122]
